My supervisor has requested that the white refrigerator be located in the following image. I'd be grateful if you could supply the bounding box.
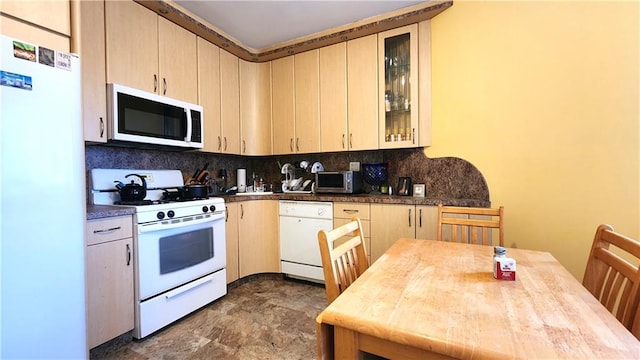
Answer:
[1,35,87,358]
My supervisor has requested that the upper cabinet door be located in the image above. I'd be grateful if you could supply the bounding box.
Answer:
[1,0,70,36]
[240,60,272,155]
[347,34,378,151]
[197,37,221,153]
[319,42,347,152]
[76,0,107,143]
[105,0,158,93]
[271,56,295,155]
[378,24,419,149]
[219,49,240,154]
[294,49,320,153]
[158,17,197,103]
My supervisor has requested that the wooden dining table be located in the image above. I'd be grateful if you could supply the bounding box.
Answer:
[316,238,640,359]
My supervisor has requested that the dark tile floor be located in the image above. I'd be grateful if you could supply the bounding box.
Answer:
[90,275,327,359]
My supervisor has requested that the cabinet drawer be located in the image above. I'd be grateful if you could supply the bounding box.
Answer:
[333,202,370,220]
[86,216,133,246]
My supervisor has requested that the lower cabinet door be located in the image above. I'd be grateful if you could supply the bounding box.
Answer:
[87,238,134,348]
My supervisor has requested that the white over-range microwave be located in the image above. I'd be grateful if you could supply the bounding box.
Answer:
[107,83,203,149]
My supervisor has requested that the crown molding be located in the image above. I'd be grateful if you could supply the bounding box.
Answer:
[134,0,453,62]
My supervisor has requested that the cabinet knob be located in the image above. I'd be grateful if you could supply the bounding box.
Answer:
[99,117,104,138]
[153,74,158,92]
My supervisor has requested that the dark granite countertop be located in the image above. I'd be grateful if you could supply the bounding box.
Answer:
[86,194,488,220]
[223,193,490,207]
[87,204,136,220]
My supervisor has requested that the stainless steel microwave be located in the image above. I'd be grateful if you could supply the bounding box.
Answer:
[107,83,203,149]
[315,171,363,194]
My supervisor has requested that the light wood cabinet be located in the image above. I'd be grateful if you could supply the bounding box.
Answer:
[415,205,438,240]
[86,216,134,349]
[105,0,157,94]
[271,56,295,155]
[73,0,107,143]
[320,42,347,152]
[378,24,419,149]
[157,17,197,103]
[347,34,379,150]
[219,49,241,154]
[240,60,272,155]
[370,204,415,262]
[197,37,221,153]
[238,200,279,277]
[1,0,70,36]
[105,0,197,103]
[294,49,321,153]
[333,202,371,262]
[225,203,239,283]
[370,204,438,262]
[1,1,69,51]
[417,20,433,146]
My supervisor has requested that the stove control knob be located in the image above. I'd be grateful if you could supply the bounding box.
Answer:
[202,206,209,213]
[167,210,175,218]
[209,205,216,212]
[157,212,165,220]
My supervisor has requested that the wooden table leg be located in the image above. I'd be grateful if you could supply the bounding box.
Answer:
[334,326,363,360]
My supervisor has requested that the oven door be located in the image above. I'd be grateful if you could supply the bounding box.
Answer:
[136,215,225,300]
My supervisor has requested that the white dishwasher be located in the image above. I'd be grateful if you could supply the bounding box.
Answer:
[279,200,333,282]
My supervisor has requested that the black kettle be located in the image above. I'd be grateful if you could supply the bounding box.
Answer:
[114,174,147,202]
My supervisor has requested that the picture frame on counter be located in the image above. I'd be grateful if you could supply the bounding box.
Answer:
[397,177,412,196]
[413,184,425,197]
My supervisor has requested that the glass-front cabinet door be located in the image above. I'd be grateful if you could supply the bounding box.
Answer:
[378,24,418,148]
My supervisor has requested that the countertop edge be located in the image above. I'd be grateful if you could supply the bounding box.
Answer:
[86,194,490,220]
[86,204,136,220]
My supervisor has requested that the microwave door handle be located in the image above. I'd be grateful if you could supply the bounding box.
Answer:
[184,109,193,142]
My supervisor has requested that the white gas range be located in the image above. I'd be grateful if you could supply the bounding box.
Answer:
[91,169,226,339]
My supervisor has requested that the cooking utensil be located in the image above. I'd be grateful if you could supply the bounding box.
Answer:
[163,184,209,200]
[181,184,209,199]
[114,173,147,201]
[195,163,209,183]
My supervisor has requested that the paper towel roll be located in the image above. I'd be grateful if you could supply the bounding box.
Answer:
[237,169,246,192]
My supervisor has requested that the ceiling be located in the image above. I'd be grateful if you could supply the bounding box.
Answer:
[174,1,424,51]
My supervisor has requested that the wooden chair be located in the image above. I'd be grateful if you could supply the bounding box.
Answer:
[316,217,369,360]
[583,224,640,335]
[436,204,504,246]
[317,217,369,305]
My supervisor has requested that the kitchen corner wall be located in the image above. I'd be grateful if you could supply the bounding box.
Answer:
[85,145,489,201]
[429,1,639,280]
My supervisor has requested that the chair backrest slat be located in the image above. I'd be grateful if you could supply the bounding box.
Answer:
[436,204,504,246]
[583,224,640,339]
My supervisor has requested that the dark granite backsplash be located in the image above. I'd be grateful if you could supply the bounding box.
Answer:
[85,145,489,201]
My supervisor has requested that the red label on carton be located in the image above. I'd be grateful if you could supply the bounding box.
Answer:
[495,258,516,281]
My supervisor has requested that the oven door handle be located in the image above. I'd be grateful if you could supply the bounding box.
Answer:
[138,215,222,233]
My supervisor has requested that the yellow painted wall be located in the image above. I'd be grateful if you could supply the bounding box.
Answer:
[429,0,639,279]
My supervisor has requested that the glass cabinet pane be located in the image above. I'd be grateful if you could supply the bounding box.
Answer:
[379,24,418,148]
